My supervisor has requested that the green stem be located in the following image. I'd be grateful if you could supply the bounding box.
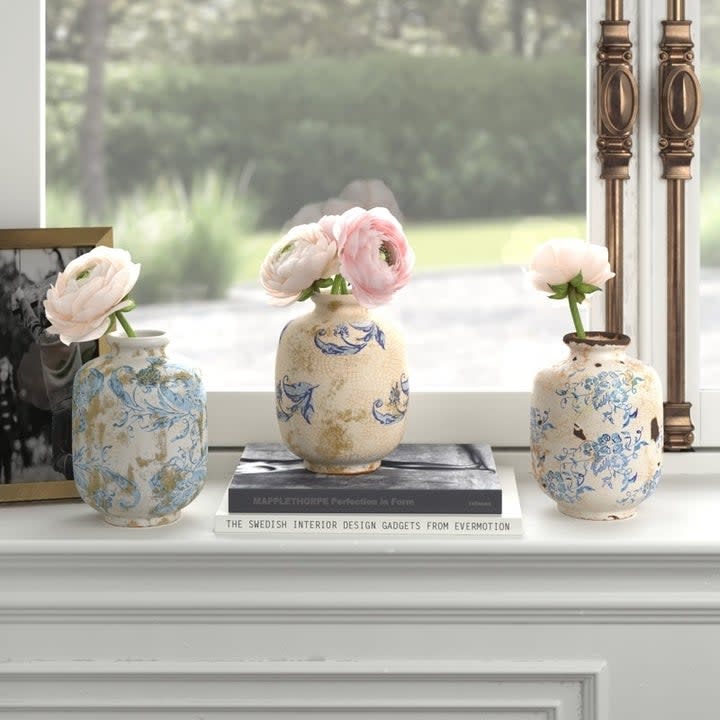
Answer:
[114,310,136,338]
[567,286,585,339]
[330,274,347,295]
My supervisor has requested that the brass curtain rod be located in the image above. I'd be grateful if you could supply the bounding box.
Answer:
[597,0,636,335]
[659,0,700,449]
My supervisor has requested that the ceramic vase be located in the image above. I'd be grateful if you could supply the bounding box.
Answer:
[530,332,663,520]
[72,330,208,527]
[275,293,408,474]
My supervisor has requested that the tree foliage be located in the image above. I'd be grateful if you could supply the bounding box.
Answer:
[47,0,586,64]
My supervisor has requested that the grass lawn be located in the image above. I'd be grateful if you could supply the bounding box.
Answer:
[241,214,587,281]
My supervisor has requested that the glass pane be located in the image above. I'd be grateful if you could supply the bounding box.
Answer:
[46,1,587,391]
[701,0,720,387]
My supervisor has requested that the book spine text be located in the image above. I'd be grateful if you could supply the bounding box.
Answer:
[215,513,520,536]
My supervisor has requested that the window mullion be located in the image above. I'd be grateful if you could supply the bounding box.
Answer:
[0,0,44,227]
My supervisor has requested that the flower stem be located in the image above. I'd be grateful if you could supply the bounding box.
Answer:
[114,310,136,338]
[330,274,348,295]
[567,286,585,339]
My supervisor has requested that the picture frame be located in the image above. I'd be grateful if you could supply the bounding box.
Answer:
[0,227,112,503]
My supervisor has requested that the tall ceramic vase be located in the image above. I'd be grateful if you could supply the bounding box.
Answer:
[72,330,208,527]
[531,332,663,520]
[275,293,408,474]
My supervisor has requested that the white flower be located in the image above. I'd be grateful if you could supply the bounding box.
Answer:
[528,238,615,293]
[260,222,339,305]
[44,246,141,344]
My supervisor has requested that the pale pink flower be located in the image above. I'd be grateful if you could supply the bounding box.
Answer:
[44,246,141,344]
[317,215,341,277]
[528,238,614,293]
[260,222,339,305]
[334,206,415,308]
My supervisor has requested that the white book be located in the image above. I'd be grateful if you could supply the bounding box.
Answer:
[214,466,522,537]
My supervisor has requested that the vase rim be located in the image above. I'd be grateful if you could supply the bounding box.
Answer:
[563,331,630,347]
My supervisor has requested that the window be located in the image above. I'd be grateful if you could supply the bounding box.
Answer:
[3,1,714,447]
[700,1,720,386]
[45,0,586,399]
[697,0,720,445]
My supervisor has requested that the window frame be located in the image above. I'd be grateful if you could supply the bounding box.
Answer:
[11,0,717,449]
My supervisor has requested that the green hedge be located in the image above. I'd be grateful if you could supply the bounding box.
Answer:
[47,53,586,226]
[48,171,257,303]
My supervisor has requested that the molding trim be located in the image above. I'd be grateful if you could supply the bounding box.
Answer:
[4,551,720,624]
[2,597,720,625]
[0,660,607,719]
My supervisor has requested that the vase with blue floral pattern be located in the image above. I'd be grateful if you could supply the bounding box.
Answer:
[531,332,662,520]
[72,330,207,527]
[275,293,408,474]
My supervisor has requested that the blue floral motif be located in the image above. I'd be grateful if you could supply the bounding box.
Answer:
[540,468,595,504]
[73,368,105,432]
[72,444,142,512]
[372,374,409,425]
[276,375,318,424]
[618,465,662,506]
[314,321,386,355]
[539,428,649,504]
[73,356,207,518]
[149,455,208,515]
[581,430,648,492]
[107,359,205,445]
[556,370,644,427]
[530,407,555,445]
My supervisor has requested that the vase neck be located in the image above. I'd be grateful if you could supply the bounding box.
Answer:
[565,340,628,364]
[563,331,630,364]
[107,330,169,357]
[311,293,370,321]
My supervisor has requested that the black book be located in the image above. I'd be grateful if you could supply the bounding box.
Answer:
[227,443,501,515]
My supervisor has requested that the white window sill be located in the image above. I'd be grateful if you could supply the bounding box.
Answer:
[2,449,720,628]
[1,449,718,556]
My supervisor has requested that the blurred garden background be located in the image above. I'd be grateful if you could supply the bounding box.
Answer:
[45,1,720,389]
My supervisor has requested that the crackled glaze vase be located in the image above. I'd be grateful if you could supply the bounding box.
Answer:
[275,293,408,474]
[72,330,207,527]
[530,332,663,520]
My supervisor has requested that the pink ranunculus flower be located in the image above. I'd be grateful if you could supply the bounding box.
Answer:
[334,206,415,308]
[528,238,615,293]
[44,245,141,344]
[317,214,342,277]
[260,222,339,305]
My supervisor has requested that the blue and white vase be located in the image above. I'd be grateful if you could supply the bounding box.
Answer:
[275,293,408,474]
[72,330,207,527]
[531,332,663,520]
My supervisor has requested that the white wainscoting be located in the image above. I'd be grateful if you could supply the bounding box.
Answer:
[2,452,720,719]
[0,661,605,719]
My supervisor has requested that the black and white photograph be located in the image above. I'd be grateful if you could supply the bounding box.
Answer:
[0,228,111,503]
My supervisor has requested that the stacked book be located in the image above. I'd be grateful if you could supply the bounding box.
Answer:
[214,443,522,537]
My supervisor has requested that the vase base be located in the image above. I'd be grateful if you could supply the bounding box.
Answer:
[557,504,637,521]
[304,460,381,475]
[103,511,181,528]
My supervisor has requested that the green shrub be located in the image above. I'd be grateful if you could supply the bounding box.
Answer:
[47,172,259,303]
[47,56,720,227]
[114,171,258,303]
[47,53,586,226]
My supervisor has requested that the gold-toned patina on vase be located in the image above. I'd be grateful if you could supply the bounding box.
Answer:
[72,330,207,527]
[275,294,408,474]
